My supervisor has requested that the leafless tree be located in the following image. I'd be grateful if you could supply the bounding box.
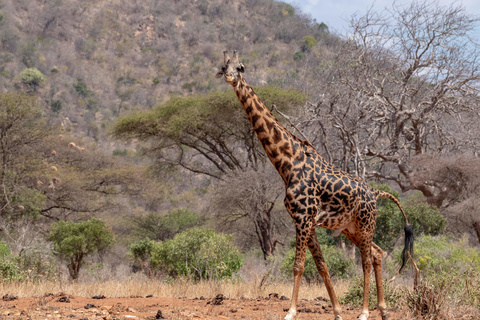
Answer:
[209,163,290,259]
[303,1,480,200]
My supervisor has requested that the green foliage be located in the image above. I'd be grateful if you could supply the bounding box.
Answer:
[50,99,62,113]
[341,276,401,309]
[404,235,480,276]
[17,68,45,91]
[281,3,295,16]
[11,187,46,218]
[73,78,92,97]
[113,86,307,141]
[181,81,195,92]
[293,51,305,61]
[117,75,136,86]
[282,235,355,283]
[288,229,336,249]
[0,93,48,220]
[316,22,329,33]
[372,184,445,252]
[150,228,243,280]
[0,241,10,258]
[48,218,115,279]
[134,209,202,241]
[395,235,480,312]
[301,36,316,52]
[112,148,128,156]
[129,238,155,264]
[0,241,22,281]
[404,196,447,236]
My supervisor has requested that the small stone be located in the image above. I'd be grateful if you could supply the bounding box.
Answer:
[155,309,165,319]
[57,296,70,303]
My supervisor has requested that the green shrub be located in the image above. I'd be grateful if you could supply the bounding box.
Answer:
[372,184,446,252]
[301,36,316,52]
[404,235,480,276]
[341,276,401,309]
[17,68,45,91]
[73,78,92,97]
[129,238,154,265]
[133,209,202,241]
[281,242,355,283]
[293,51,305,61]
[150,228,242,280]
[0,241,22,281]
[50,100,62,113]
[112,148,128,156]
[392,235,480,311]
[49,218,115,279]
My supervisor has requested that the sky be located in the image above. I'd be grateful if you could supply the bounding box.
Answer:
[282,0,480,36]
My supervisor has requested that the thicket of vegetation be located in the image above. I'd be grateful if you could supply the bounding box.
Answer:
[1,0,480,318]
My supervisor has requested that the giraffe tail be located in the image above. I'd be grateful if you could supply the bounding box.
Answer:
[375,190,414,275]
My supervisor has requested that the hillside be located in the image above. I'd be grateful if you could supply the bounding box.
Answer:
[0,0,332,147]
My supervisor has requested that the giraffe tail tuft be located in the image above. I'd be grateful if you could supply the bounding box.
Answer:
[399,224,414,273]
[375,189,414,276]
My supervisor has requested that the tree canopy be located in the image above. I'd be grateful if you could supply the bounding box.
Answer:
[112,87,308,179]
[49,218,115,279]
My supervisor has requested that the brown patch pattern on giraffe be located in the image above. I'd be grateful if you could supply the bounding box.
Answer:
[217,50,413,320]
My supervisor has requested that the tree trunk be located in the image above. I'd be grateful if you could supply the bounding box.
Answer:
[473,221,480,245]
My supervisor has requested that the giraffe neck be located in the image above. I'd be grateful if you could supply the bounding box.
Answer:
[233,77,303,180]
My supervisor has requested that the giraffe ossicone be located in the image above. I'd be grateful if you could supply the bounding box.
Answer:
[217,50,413,320]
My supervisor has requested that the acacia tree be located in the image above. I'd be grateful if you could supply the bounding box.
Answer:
[113,87,307,257]
[112,87,307,179]
[0,93,49,222]
[303,1,480,202]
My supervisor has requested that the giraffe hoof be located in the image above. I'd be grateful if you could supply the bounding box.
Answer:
[358,313,368,320]
[381,312,390,320]
[334,315,343,320]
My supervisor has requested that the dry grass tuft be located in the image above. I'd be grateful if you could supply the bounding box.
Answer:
[0,276,351,300]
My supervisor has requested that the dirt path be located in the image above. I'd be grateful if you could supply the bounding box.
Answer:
[1,294,406,320]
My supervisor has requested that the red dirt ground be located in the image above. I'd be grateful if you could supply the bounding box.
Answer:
[0,293,407,320]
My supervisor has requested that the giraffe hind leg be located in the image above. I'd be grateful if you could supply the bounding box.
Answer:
[342,230,373,320]
[372,242,389,320]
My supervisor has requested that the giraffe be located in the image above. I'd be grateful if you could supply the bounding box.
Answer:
[216,51,414,320]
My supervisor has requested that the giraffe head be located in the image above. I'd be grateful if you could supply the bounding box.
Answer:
[216,50,245,86]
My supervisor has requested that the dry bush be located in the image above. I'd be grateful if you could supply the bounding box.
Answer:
[405,280,449,320]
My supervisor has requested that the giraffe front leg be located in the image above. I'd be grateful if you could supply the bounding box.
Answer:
[284,225,311,320]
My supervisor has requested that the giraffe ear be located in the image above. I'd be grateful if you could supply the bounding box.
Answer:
[237,63,245,73]
[215,71,224,78]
